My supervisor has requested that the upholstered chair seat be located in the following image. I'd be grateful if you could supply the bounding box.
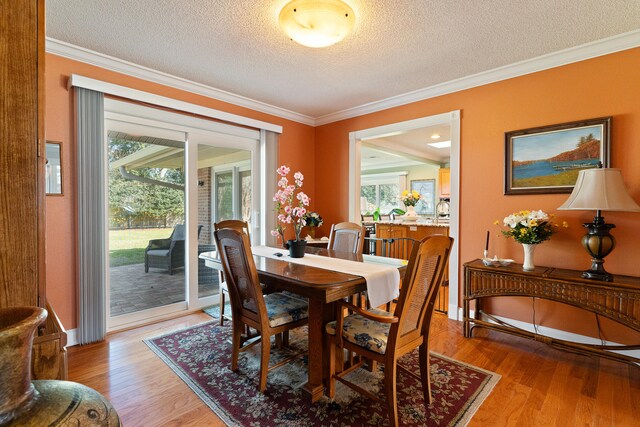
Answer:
[264,293,309,328]
[325,307,392,354]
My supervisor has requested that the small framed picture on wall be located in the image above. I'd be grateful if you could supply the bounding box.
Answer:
[46,141,63,195]
[410,179,435,215]
[505,117,611,195]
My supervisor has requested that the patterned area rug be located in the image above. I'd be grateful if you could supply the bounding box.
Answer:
[145,321,499,426]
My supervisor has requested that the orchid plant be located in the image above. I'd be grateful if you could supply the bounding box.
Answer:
[271,165,310,243]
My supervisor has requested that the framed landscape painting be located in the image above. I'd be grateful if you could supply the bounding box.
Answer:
[411,179,435,215]
[505,117,610,195]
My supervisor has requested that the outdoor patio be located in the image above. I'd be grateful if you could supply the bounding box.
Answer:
[109,263,219,317]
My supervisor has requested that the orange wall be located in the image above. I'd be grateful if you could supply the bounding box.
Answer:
[46,48,640,342]
[314,48,640,341]
[44,54,315,330]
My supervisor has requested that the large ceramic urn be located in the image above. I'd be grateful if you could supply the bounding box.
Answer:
[0,307,120,426]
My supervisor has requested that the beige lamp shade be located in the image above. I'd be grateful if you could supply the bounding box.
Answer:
[279,0,355,48]
[558,168,640,212]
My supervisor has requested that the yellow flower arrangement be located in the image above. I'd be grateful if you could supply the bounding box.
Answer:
[400,190,421,207]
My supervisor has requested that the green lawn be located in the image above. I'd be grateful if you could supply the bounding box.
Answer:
[109,228,172,267]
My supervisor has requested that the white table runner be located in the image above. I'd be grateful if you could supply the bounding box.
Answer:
[252,246,401,307]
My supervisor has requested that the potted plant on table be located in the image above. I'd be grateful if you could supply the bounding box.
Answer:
[271,165,310,258]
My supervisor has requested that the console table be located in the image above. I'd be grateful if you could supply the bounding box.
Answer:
[463,259,640,365]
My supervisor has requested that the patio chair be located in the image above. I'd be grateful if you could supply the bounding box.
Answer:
[214,228,308,392]
[325,235,453,427]
[144,224,202,275]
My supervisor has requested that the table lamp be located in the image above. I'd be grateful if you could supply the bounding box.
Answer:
[558,167,640,281]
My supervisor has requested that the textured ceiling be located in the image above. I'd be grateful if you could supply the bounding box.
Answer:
[46,0,640,118]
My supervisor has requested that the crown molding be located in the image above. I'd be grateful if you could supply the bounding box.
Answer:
[47,30,640,128]
[314,29,640,126]
[45,38,316,126]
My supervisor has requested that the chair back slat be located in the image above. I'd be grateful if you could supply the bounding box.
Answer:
[214,228,265,323]
[391,235,452,346]
[328,222,365,254]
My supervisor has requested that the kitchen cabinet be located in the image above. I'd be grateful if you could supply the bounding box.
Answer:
[374,223,449,258]
[374,223,450,313]
[439,168,450,197]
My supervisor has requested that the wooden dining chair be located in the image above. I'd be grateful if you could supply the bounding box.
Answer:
[214,220,252,326]
[327,222,365,254]
[325,235,453,427]
[214,228,309,392]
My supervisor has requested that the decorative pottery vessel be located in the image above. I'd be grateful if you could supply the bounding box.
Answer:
[0,307,121,426]
[285,239,307,258]
[0,307,46,425]
[522,243,536,271]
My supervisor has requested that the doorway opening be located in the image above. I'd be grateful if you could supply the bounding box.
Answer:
[348,111,461,320]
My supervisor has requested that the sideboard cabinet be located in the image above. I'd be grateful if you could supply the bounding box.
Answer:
[463,259,640,365]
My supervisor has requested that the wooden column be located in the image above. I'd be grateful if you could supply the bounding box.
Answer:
[0,0,46,308]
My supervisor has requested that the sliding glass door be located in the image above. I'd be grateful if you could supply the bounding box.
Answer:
[105,100,261,330]
[106,119,188,328]
[186,131,259,307]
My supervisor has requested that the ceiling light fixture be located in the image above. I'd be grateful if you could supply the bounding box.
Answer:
[430,134,441,139]
[279,0,355,48]
[428,140,451,149]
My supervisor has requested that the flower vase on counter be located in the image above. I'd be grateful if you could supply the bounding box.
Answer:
[401,190,421,219]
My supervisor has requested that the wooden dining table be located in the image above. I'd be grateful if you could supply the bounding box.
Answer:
[199,246,406,403]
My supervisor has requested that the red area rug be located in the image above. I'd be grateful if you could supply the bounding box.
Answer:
[145,322,499,426]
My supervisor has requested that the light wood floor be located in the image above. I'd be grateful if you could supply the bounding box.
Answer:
[67,313,639,426]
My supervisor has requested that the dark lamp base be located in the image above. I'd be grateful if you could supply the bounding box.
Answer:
[580,216,616,283]
[582,269,613,282]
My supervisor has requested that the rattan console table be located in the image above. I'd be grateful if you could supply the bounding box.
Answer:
[463,259,640,365]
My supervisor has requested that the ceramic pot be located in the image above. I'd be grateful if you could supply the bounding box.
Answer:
[285,239,307,258]
[0,307,120,426]
[522,243,536,271]
[308,228,316,239]
[405,205,417,217]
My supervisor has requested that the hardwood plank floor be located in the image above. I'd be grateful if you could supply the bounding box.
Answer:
[67,313,639,426]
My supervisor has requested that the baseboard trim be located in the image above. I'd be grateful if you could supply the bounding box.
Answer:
[65,328,78,347]
[457,307,639,361]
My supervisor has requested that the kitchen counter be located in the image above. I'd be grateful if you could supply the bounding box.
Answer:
[364,220,449,228]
